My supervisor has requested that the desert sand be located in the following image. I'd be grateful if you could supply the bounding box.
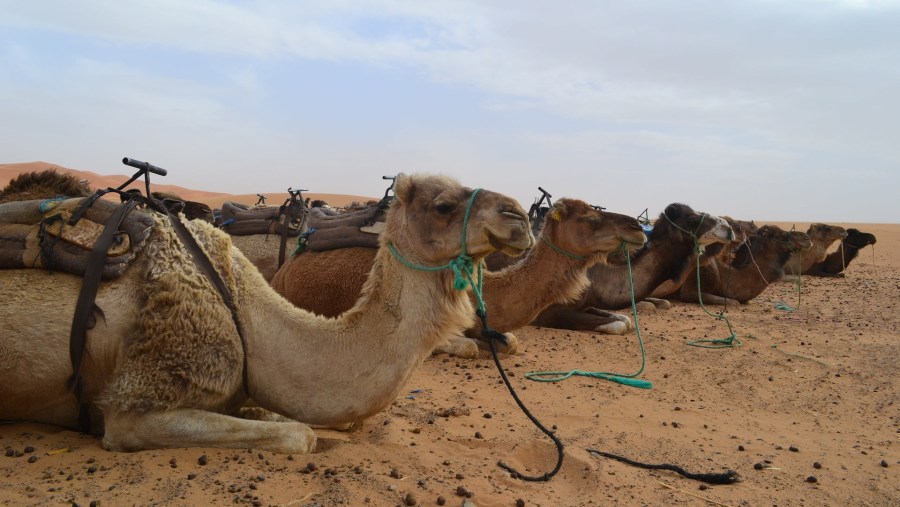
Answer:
[1,165,897,506]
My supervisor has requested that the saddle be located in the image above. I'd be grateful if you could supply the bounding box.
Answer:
[220,201,303,236]
[0,197,154,279]
[301,203,387,252]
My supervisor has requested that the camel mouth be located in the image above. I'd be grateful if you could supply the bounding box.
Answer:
[618,232,647,249]
[487,230,530,257]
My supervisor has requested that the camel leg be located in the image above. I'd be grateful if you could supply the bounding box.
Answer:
[433,335,481,358]
[697,292,741,307]
[236,406,356,431]
[475,332,518,355]
[584,308,633,330]
[536,308,628,335]
[643,297,673,310]
[102,409,317,454]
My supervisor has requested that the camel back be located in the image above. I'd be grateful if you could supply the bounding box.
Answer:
[0,197,154,279]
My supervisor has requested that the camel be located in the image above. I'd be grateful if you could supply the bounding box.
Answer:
[656,224,813,306]
[271,198,648,355]
[530,203,735,333]
[807,228,877,276]
[0,173,533,453]
[0,168,92,204]
[781,223,847,278]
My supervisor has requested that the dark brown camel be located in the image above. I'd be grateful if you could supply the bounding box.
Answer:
[807,228,877,276]
[657,224,813,306]
[0,169,92,204]
[531,203,735,333]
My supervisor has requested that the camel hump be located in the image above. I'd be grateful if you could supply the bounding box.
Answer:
[0,197,155,279]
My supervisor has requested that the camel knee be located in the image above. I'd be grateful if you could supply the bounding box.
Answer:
[635,301,656,312]
[644,297,672,310]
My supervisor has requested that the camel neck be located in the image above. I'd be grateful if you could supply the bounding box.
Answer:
[588,235,697,309]
[479,232,594,332]
[238,246,474,426]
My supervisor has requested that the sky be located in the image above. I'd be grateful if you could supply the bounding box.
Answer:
[1,0,898,223]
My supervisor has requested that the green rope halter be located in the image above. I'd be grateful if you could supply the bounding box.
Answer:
[387,188,483,292]
[541,236,586,260]
[524,241,652,389]
[662,211,741,348]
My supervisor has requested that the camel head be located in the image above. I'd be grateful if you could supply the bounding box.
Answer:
[757,225,813,254]
[542,199,646,261]
[844,228,877,249]
[383,173,533,265]
[656,203,734,250]
[807,223,848,244]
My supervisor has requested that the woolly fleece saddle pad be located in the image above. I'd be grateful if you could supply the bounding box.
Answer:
[0,197,154,279]
[220,201,303,237]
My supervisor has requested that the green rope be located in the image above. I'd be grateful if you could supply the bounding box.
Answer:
[541,236,586,260]
[525,241,652,389]
[687,236,742,349]
[386,188,482,292]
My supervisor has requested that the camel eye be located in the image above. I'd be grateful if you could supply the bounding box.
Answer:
[434,202,456,215]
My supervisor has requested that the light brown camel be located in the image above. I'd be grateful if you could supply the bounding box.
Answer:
[807,228,877,276]
[531,203,735,333]
[271,198,648,355]
[781,223,847,278]
[656,224,813,306]
[0,174,533,453]
[0,168,92,204]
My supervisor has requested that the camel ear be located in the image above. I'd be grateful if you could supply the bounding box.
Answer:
[549,202,566,221]
[393,173,414,204]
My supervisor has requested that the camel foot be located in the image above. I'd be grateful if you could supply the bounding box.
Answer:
[595,321,628,335]
[434,335,480,358]
[103,409,317,454]
[643,297,672,310]
[476,332,518,355]
[635,301,656,312]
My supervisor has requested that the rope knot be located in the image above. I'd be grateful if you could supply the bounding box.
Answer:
[449,255,475,291]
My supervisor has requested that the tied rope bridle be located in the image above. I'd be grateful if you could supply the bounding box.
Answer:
[387,188,565,482]
[661,211,741,349]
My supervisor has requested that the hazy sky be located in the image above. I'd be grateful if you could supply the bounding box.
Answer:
[2,1,898,222]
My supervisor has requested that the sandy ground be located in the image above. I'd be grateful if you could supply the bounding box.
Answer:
[1,212,897,505]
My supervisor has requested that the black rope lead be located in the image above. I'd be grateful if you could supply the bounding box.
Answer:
[481,310,565,481]
[588,449,740,485]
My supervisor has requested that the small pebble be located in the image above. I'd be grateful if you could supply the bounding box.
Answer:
[699,484,708,491]
[483,413,492,419]
[880,460,888,468]
[738,445,745,451]
[306,462,317,472]
[28,455,38,464]
[187,473,197,480]
[24,446,35,453]
[813,462,822,469]
[390,468,402,479]
[474,432,483,439]
[768,376,774,381]
[516,499,526,507]
[404,492,417,506]
[456,486,468,497]
[753,463,764,470]
[789,445,799,452]
[455,473,464,480]
[198,455,208,466]
[806,476,818,483]
[436,496,446,506]
[4,449,13,457]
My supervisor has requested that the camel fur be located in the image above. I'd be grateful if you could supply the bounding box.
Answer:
[531,203,735,334]
[0,169,92,204]
[0,173,533,453]
[271,198,647,356]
